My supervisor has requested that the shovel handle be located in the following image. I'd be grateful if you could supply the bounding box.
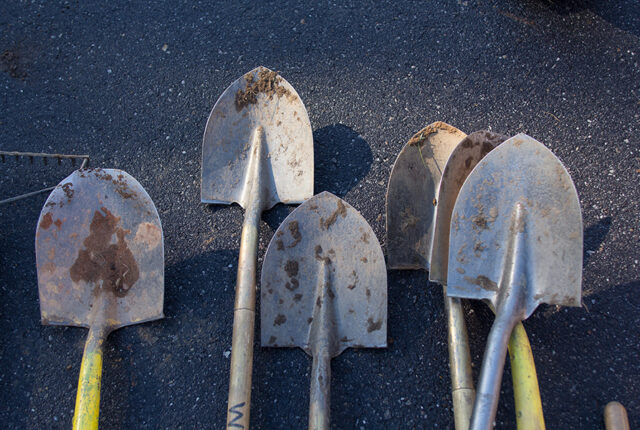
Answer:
[73,325,107,430]
[508,322,545,430]
[444,289,475,430]
[226,204,261,429]
[604,402,630,430]
[309,349,331,430]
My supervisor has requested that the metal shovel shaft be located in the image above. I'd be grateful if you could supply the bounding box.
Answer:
[444,289,475,430]
[470,203,528,430]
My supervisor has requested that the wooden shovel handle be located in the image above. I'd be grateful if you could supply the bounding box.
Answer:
[604,402,630,430]
[73,325,107,430]
[226,204,261,429]
[508,322,545,430]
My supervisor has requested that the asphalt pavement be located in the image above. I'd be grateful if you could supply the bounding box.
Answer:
[1,1,639,428]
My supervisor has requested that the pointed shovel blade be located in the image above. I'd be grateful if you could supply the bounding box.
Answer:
[261,191,387,357]
[429,131,507,284]
[200,66,313,209]
[446,134,582,317]
[386,122,466,271]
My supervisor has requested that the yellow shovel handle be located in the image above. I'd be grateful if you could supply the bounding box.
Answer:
[508,322,545,430]
[73,326,106,430]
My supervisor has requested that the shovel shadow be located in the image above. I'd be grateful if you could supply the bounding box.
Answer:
[583,216,612,265]
[313,124,373,197]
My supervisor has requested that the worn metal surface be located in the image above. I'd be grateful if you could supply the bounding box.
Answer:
[446,134,582,430]
[386,121,466,270]
[261,191,386,428]
[201,66,314,429]
[201,66,313,209]
[429,131,507,284]
[36,168,164,331]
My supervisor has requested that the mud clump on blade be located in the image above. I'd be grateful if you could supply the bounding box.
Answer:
[367,317,383,333]
[70,207,140,297]
[321,200,347,229]
[464,275,498,291]
[288,221,302,247]
[235,68,292,111]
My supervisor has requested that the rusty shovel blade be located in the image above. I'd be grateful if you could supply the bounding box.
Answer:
[36,168,164,330]
[261,191,386,429]
[386,122,466,270]
[447,134,582,430]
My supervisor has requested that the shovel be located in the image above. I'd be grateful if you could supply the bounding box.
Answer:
[430,131,545,429]
[201,67,313,429]
[386,122,478,428]
[36,168,164,429]
[261,192,387,430]
[447,134,582,430]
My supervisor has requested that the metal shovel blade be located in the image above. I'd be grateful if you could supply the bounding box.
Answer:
[36,168,164,329]
[261,191,386,429]
[36,168,164,428]
[429,130,507,284]
[447,134,582,430]
[386,122,466,270]
[201,66,313,209]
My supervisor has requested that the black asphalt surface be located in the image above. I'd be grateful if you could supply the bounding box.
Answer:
[1,1,639,428]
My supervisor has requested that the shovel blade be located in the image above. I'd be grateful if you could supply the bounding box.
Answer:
[446,134,582,317]
[36,169,164,330]
[200,67,314,209]
[386,122,466,270]
[261,192,387,357]
[429,131,507,284]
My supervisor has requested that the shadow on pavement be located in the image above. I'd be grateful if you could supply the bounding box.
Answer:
[313,124,373,198]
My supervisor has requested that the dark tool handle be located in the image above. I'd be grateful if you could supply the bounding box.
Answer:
[309,348,331,430]
[226,204,261,429]
[444,287,475,430]
[605,402,630,430]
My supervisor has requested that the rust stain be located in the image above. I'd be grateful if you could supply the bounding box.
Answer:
[293,293,303,302]
[53,218,63,230]
[367,317,382,333]
[40,212,54,229]
[268,336,277,344]
[70,207,139,297]
[61,182,74,201]
[321,200,347,230]
[276,240,284,250]
[134,222,162,251]
[43,261,56,273]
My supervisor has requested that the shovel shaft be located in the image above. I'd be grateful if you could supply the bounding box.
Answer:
[309,349,331,430]
[470,311,518,430]
[604,402,630,430]
[508,322,545,430]
[73,324,107,430]
[226,204,261,429]
[444,287,475,430]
